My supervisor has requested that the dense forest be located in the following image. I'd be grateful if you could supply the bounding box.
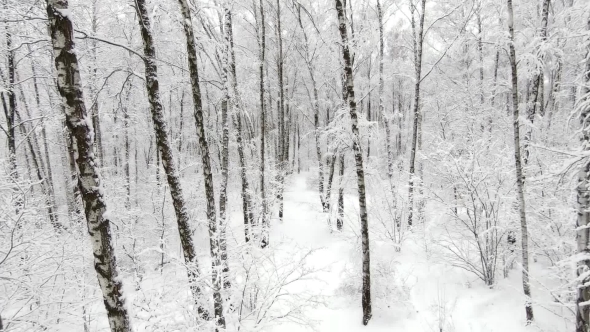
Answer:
[1,0,590,331]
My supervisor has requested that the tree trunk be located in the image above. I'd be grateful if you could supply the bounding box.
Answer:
[178,90,185,167]
[335,0,372,325]
[276,0,286,225]
[30,52,59,226]
[507,0,534,323]
[377,0,393,180]
[297,122,301,174]
[407,0,426,228]
[123,84,132,210]
[575,15,590,332]
[295,3,328,212]
[16,87,60,230]
[227,8,254,243]
[524,0,551,165]
[45,1,131,330]
[337,152,344,231]
[326,152,337,216]
[135,0,209,321]
[90,0,104,168]
[259,0,269,247]
[3,12,19,194]
[219,6,233,291]
[174,0,224,327]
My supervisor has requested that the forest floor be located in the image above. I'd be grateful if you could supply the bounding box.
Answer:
[265,173,572,332]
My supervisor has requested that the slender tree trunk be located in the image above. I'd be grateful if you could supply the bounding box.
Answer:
[227,9,254,243]
[507,0,534,323]
[259,0,269,247]
[276,0,286,225]
[219,7,233,291]
[124,95,131,211]
[524,0,551,165]
[476,9,488,133]
[178,90,185,167]
[135,0,208,321]
[407,0,426,228]
[3,12,19,189]
[90,0,104,167]
[297,123,301,173]
[155,140,161,187]
[30,53,59,225]
[121,77,132,211]
[285,91,291,175]
[337,152,344,231]
[575,15,590,332]
[335,0,372,325]
[295,4,327,212]
[16,87,60,230]
[291,113,296,171]
[326,151,337,217]
[377,0,393,180]
[174,0,224,327]
[45,1,131,330]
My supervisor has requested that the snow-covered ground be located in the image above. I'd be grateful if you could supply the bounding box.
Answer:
[264,173,572,332]
[62,172,573,331]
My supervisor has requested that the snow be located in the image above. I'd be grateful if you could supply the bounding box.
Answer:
[55,8,72,19]
[257,173,572,332]
[51,172,572,331]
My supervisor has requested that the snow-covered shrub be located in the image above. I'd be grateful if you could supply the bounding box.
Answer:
[429,138,511,287]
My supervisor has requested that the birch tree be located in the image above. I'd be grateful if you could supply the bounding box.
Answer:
[258,0,269,247]
[175,0,225,327]
[45,0,131,330]
[335,0,372,325]
[523,0,551,165]
[226,7,255,243]
[276,0,286,224]
[407,0,426,228]
[506,0,534,323]
[2,5,19,199]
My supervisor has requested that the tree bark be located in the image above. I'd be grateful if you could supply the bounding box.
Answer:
[3,10,19,192]
[90,0,104,168]
[227,8,254,243]
[29,53,59,226]
[407,0,426,228]
[135,0,209,321]
[337,152,344,231]
[174,0,224,327]
[576,15,590,332]
[219,6,233,290]
[524,0,551,165]
[295,3,328,212]
[45,1,131,330]
[507,0,534,323]
[123,83,132,210]
[259,0,269,247]
[335,0,372,325]
[377,0,393,180]
[276,0,286,225]
[326,152,337,215]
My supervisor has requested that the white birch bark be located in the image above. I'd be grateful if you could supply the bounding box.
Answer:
[45,1,131,330]
[335,0,372,324]
[507,0,534,322]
